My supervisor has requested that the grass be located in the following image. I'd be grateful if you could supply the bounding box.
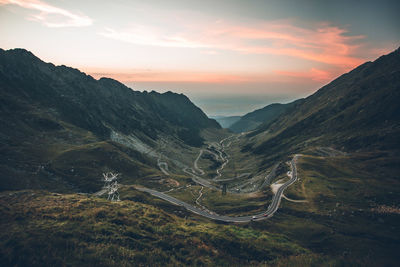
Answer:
[2,104,399,266]
[256,151,400,266]
[169,185,203,206]
[122,149,400,266]
[201,189,272,216]
[1,150,399,266]
[167,184,273,216]
[0,190,311,266]
[0,110,162,193]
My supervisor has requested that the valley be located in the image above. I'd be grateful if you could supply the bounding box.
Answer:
[1,47,399,266]
[133,133,302,223]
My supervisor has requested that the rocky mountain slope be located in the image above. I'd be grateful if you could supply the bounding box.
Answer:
[243,47,400,159]
[0,48,220,192]
[0,48,219,144]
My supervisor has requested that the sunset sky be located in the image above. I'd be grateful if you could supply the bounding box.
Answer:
[1,0,399,115]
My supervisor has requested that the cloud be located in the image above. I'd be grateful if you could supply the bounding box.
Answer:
[87,69,252,83]
[86,66,336,84]
[100,18,373,71]
[0,0,92,27]
[100,27,207,48]
[201,50,219,55]
[275,68,334,82]
[198,21,367,69]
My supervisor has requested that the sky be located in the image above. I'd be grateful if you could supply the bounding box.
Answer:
[1,0,399,116]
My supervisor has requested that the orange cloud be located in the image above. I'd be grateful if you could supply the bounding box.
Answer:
[202,21,367,69]
[101,19,371,71]
[99,19,378,85]
[86,67,339,85]
[86,69,255,83]
[275,68,334,82]
[0,0,92,27]
[100,27,207,48]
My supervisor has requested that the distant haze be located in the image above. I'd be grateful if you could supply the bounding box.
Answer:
[1,0,398,116]
[126,81,305,116]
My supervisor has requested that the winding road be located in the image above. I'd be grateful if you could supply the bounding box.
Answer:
[157,157,169,176]
[182,167,220,190]
[135,154,301,223]
[193,150,206,175]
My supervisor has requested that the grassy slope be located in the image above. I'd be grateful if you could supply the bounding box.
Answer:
[257,152,400,266]
[0,119,161,193]
[174,145,400,266]
[1,151,399,266]
[0,190,309,266]
[0,89,163,193]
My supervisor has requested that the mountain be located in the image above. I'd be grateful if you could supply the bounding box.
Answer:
[1,47,400,267]
[243,47,400,159]
[210,115,241,128]
[0,48,219,143]
[0,48,220,192]
[229,101,299,133]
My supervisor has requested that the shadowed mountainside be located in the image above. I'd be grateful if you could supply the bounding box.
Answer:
[0,48,219,145]
[229,101,300,133]
[0,48,220,192]
[210,115,241,128]
[243,47,400,160]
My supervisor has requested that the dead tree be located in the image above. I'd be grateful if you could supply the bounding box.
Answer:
[102,172,120,201]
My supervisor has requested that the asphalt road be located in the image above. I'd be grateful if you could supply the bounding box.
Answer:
[135,154,300,223]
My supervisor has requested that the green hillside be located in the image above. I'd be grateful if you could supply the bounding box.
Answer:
[229,101,299,133]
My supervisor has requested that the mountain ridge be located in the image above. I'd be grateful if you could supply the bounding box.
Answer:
[0,48,220,144]
[243,47,400,160]
[229,101,301,133]
[211,115,241,128]
[0,47,221,192]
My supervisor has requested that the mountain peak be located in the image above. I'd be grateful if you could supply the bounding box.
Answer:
[0,47,219,146]
[98,77,127,89]
[3,48,39,60]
